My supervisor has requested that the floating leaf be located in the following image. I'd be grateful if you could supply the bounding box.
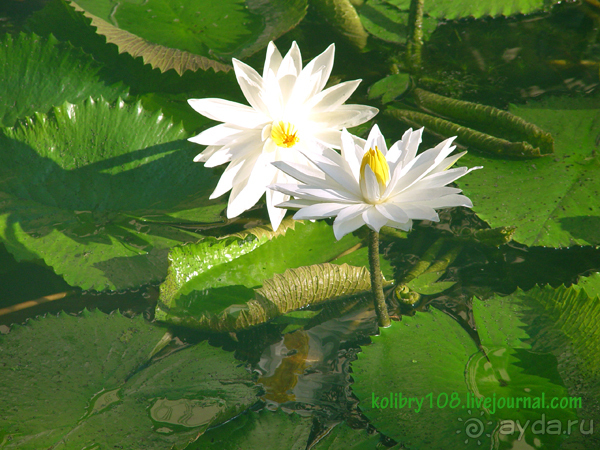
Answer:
[67,0,307,74]
[0,98,226,291]
[455,98,600,247]
[0,32,127,128]
[365,0,560,21]
[351,282,600,449]
[68,0,231,75]
[0,310,258,449]
[27,0,242,97]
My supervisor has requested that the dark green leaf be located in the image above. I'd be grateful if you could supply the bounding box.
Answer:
[0,98,226,291]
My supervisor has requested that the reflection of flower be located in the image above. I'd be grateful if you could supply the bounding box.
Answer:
[270,125,481,240]
[188,41,378,230]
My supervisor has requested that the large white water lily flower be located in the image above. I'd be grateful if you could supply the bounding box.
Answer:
[187,41,378,231]
[269,124,481,240]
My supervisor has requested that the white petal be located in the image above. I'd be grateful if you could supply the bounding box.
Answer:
[375,203,410,223]
[293,202,349,220]
[392,186,462,203]
[278,41,302,78]
[209,158,244,199]
[362,207,388,232]
[263,41,283,78]
[266,176,288,231]
[187,98,266,128]
[333,208,365,241]
[360,165,380,203]
[312,129,344,149]
[341,128,361,181]
[365,124,387,154]
[278,198,320,208]
[416,166,481,190]
[385,219,413,231]
[204,131,262,168]
[188,124,244,146]
[428,150,468,175]
[193,145,220,162]
[399,127,424,166]
[232,59,271,117]
[278,73,297,106]
[387,203,438,221]
[226,160,273,219]
[309,105,378,130]
[388,138,455,194]
[271,160,330,188]
[306,80,361,113]
[416,194,474,209]
[297,44,335,96]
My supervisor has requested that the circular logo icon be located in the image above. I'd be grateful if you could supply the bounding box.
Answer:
[456,410,494,445]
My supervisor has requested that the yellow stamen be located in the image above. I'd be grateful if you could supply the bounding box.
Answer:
[360,146,390,188]
[271,121,300,148]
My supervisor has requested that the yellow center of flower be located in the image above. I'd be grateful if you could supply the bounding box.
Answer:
[360,146,390,189]
[271,121,300,148]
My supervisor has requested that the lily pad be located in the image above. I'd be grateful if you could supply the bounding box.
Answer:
[0,98,226,291]
[364,0,559,22]
[68,0,307,74]
[0,310,258,449]
[0,32,127,128]
[351,283,599,449]
[155,221,380,331]
[455,98,600,248]
[368,74,411,104]
[191,409,313,449]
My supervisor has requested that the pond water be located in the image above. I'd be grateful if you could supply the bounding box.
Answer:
[0,0,599,449]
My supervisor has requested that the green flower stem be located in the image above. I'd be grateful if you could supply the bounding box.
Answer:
[406,0,425,72]
[368,229,391,327]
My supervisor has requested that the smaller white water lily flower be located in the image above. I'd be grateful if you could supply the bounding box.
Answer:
[187,41,378,231]
[269,125,481,240]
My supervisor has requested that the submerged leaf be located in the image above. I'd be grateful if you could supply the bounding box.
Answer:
[0,310,258,449]
[0,98,226,291]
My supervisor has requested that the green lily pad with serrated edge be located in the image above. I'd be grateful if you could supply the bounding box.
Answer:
[0,32,127,128]
[351,282,600,449]
[0,310,258,449]
[68,0,307,74]
[373,0,560,20]
[0,97,227,291]
[455,98,600,248]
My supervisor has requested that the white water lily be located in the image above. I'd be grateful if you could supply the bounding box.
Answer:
[269,125,481,240]
[188,41,378,230]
